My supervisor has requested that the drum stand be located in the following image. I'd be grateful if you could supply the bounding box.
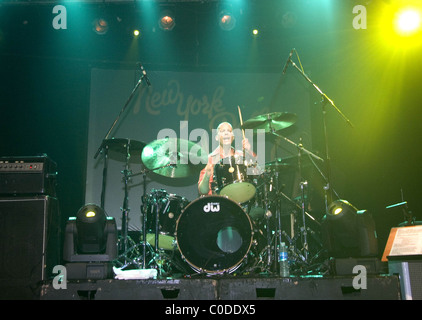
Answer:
[115,142,145,269]
[265,131,324,274]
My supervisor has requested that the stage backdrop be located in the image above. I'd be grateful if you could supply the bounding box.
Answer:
[85,67,313,231]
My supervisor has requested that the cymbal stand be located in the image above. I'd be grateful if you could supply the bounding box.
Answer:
[140,167,149,269]
[119,141,135,266]
[297,139,309,262]
[100,146,109,209]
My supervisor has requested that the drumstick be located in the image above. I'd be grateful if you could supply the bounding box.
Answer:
[237,106,247,164]
[237,105,246,140]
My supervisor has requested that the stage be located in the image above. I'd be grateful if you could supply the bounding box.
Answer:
[39,274,400,300]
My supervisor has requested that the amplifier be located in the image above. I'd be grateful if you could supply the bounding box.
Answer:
[0,155,57,196]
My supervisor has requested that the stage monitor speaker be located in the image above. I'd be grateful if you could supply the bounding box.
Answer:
[0,196,60,299]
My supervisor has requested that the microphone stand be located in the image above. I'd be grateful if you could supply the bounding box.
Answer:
[94,67,150,161]
[92,66,150,266]
[286,57,354,211]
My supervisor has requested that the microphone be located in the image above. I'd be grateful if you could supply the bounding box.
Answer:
[139,63,151,86]
[282,48,294,74]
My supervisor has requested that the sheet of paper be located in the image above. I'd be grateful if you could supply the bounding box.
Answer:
[389,226,422,256]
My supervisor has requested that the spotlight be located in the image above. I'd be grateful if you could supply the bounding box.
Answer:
[63,204,118,279]
[327,199,356,220]
[218,10,236,31]
[158,10,175,31]
[321,200,378,259]
[133,29,140,37]
[92,18,109,35]
[395,8,421,35]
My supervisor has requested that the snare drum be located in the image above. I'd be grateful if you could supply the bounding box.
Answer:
[214,156,256,203]
[175,196,253,274]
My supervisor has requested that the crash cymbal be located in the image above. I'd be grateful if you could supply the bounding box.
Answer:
[104,138,146,156]
[241,112,297,132]
[141,138,207,178]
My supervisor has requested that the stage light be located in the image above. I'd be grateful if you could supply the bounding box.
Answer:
[133,29,140,37]
[92,18,109,35]
[75,204,108,253]
[395,8,421,35]
[252,29,259,36]
[218,11,236,31]
[63,204,118,279]
[327,199,355,219]
[322,200,378,259]
[158,10,175,31]
[377,2,422,49]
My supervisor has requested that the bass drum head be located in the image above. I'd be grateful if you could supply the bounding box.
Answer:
[176,196,253,274]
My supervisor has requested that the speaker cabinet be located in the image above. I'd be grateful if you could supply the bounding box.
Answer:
[0,196,60,299]
[389,260,422,300]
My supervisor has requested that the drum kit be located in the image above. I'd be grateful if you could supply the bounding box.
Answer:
[95,111,328,277]
[91,55,354,277]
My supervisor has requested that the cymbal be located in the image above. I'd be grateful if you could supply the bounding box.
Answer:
[264,159,292,171]
[141,138,207,178]
[104,138,146,156]
[241,112,297,133]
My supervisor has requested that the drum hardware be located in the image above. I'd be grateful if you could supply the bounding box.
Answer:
[240,106,325,273]
[95,138,148,268]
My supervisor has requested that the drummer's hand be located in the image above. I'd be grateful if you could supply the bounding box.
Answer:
[242,138,251,151]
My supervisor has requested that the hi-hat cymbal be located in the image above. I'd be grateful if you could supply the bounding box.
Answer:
[104,138,146,156]
[264,159,292,171]
[241,112,297,132]
[141,138,207,178]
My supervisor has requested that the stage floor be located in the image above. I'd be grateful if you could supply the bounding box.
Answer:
[39,274,401,300]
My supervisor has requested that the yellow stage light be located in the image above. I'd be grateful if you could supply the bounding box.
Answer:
[395,8,421,35]
[377,2,422,50]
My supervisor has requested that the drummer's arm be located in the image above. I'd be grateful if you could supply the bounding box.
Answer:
[198,163,213,195]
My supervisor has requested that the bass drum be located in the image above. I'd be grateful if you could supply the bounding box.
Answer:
[176,196,253,274]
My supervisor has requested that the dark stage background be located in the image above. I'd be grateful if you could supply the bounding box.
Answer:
[1,0,421,260]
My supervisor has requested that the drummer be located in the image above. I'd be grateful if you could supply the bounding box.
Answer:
[198,122,255,196]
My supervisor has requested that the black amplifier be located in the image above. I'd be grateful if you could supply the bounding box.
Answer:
[0,155,57,196]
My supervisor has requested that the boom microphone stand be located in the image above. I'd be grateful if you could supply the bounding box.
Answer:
[93,64,151,265]
[284,49,354,211]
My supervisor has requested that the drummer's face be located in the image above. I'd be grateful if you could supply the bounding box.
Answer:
[217,123,234,146]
